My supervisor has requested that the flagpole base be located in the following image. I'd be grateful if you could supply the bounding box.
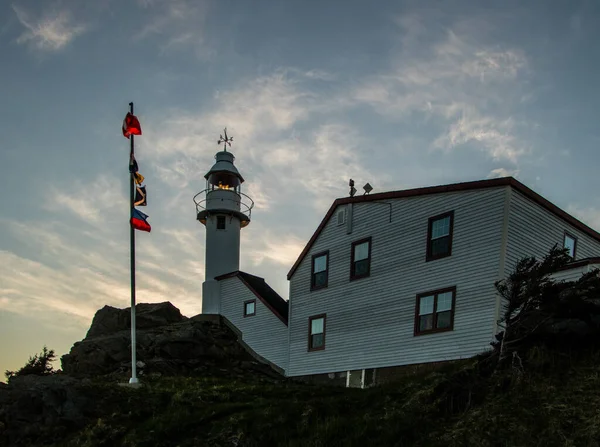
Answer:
[118,380,142,389]
[129,377,139,384]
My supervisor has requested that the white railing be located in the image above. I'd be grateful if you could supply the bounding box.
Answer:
[193,189,254,220]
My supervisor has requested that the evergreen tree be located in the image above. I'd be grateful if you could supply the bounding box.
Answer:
[493,245,600,369]
[5,346,56,380]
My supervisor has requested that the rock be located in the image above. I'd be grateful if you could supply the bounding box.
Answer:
[85,305,130,338]
[61,302,284,381]
[86,302,186,338]
[136,302,187,329]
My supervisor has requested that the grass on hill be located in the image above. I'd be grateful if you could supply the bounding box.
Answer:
[52,344,600,447]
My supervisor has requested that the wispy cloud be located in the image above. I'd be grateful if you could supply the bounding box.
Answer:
[351,17,530,166]
[142,69,376,214]
[244,231,305,268]
[134,0,212,58]
[44,175,126,226]
[433,110,527,163]
[12,5,86,51]
[566,205,600,232]
[487,167,519,179]
[0,217,205,325]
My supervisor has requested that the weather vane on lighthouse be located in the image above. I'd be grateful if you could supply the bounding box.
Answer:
[217,128,233,151]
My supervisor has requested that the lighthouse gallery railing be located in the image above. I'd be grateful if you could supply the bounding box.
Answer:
[193,189,254,220]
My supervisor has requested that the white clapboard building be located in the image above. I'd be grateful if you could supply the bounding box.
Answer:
[193,147,600,387]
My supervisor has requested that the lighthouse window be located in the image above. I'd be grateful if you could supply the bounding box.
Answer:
[217,216,226,230]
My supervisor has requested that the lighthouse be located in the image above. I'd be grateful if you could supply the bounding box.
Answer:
[194,129,254,314]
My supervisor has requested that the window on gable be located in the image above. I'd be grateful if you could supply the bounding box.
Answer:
[337,208,346,226]
[308,314,326,351]
[351,237,371,280]
[311,251,329,290]
[217,216,226,230]
[244,300,256,317]
[415,287,456,335]
[563,232,577,259]
[427,211,454,261]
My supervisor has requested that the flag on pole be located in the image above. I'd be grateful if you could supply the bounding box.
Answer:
[129,156,138,173]
[131,208,151,232]
[123,112,142,138]
[134,172,145,185]
[134,186,147,206]
[129,155,145,184]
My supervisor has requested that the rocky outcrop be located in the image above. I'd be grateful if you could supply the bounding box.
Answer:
[61,302,283,380]
[1,302,284,446]
[85,301,185,338]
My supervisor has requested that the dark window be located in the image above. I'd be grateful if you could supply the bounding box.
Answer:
[308,314,326,351]
[244,299,256,317]
[415,287,456,335]
[311,251,329,290]
[351,237,371,280]
[217,216,226,230]
[564,232,577,259]
[426,211,454,261]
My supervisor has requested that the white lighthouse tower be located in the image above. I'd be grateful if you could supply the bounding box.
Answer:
[194,129,254,314]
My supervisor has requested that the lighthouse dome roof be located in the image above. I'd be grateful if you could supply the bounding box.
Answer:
[204,150,244,183]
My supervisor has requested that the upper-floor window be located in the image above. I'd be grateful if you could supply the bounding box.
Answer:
[563,232,577,259]
[311,251,329,290]
[244,299,256,317]
[415,287,456,336]
[308,314,326,351]
[426,211,454,261]
[350,237,371,280]
[217,216,226,230]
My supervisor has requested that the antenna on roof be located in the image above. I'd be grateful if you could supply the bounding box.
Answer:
[363,183,373,195]
[349,179,356,197]
[217,127,233,152]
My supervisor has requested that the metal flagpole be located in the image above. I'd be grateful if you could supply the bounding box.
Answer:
[129,101,138,385]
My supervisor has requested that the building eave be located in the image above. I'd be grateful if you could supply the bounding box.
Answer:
[555,257,600,272]
[215,270,289,325]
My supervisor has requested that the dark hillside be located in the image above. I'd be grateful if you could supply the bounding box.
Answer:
[2,247,600,447]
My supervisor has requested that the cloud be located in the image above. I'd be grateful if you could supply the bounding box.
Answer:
[140,69,377,215]
[0,217,205,327]
[243,178,271,211]
[44,175,126,226]
[351,19,530,165]
[487,167,519,179]
[254,123,379,211]
[433,110,526,163]
[566,205,600,232]
[244,232,305,268]
[134,0,212,58]
[12,5,86,51]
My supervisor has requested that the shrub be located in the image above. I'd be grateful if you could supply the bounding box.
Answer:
[5,346,57,380]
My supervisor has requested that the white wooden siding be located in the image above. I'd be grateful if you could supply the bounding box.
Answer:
[287,187,507,377]
[550,264,600,282]
[504,190,600,277]
[219,277,289,370]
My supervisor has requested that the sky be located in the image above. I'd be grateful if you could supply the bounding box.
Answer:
[1,0,600,376]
